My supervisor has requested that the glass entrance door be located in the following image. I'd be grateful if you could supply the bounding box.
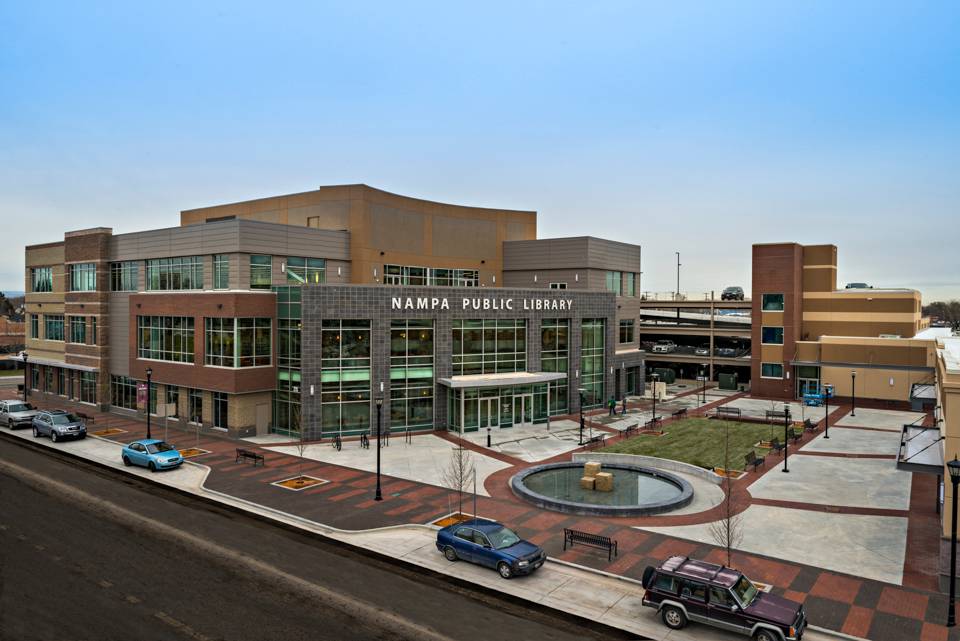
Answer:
[512,394,534,427]
[479,397,498,429]
[797,379,820,399]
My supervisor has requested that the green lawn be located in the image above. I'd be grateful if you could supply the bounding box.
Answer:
[0,369,23,377]
[600,418,782,470]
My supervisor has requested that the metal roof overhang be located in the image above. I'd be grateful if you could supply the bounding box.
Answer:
[438,372,567,389]
[897,424,944,474]
[11,354,98,373]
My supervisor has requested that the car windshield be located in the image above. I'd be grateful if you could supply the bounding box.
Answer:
[732,576,758,606]
[486,526,521,550]
[146,442,175,454]
[50,413,80,425]
[6,403,29,412]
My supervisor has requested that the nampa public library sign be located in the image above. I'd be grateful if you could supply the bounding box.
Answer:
[391,296,574,312]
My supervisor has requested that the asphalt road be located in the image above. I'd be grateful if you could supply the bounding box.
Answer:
[0,436,630,641]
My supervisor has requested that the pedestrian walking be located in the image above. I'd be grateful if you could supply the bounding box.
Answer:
[608,396,616,416]
[621,397,627,416]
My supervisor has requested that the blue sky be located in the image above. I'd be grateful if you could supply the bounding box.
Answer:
[1,1,957,299]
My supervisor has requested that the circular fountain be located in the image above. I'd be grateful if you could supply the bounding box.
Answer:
[510,462,693,517]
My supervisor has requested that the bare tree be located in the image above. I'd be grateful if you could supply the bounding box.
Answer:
[440,445,475,518]
[709,420,743,567]
[296,426,308,479]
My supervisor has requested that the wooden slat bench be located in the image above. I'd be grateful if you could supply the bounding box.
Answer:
[766,437,784,454]
[714,406,741,420]
[235,448,265,466]
[563,528,618,561]
[765,409,788,423]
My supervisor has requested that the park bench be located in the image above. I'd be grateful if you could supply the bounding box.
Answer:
[803,418,818,432]
[786,427,802,443]
[621,423,638,437]
[235,448,265,466]
[766,437,784,454]
[671,408,687,419]
[644,416,663,432]
[765,409,788,423]
[563,528,618,561]
[75,411,95,424]
[714,406,741,420]
[744,450,766,471]
[585,434,607,449]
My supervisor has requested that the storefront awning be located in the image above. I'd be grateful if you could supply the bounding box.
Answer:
[897,424,944,474]
[438,371,567,389]
[11,354,98,373]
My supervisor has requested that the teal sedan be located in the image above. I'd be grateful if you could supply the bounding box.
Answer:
[122,439,183,472]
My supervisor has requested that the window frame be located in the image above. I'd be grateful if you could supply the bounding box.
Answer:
[110,261,139,292]
[250,255,272,290]
[30,266,53,292]
[761,326,784,345]
[761,293,785,312]
[618,319,635,344]
[761,362,784,379]
[69,263,97,292]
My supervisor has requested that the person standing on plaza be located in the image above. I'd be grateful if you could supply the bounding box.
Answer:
[608,396,616,416]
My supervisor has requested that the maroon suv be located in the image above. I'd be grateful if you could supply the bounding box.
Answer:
[641,556,806,641]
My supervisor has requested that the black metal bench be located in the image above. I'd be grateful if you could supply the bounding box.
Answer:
[644,416,663,432]
[621,423,638,437]
[766,437,784,454]
[744,450,766,471]
[585,434,607,449]
[563,528,618,561]
[671,408,687,419]
[715,406,741,420]
[803,418,818,432]
[786,427,802,443]
[235,448,265,466]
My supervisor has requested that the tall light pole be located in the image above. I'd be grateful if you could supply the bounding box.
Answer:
[578,388,586,445]
[675,252,681,321]
[823,383,831,439]
[782,406,791,473]
[651,372,660,427]
[145,367,153,439]
[851,369,857,417]
[22,351,28,402]
[375,396,383,501]
[948,457,960,627]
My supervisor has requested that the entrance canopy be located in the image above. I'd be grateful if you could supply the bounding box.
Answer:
[438,371,567,389]
[897,424,944,474]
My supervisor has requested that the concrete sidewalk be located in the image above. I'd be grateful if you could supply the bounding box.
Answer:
[1,426,856,641]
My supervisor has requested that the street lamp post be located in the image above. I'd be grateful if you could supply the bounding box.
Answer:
[145,367,153,439]
[675,252,681,321]
[578,388,586,445]
[375,396,383,501]
[851,370,857,417]
[823,384,831,439]
[782,406,791,473]
[948,457,960,627]
[651,372,660,427]
[22,351,28,402]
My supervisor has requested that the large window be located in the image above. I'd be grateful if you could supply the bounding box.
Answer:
[111,375,138,410]
[286,257,325,285]
[250,255,272,289]
[205,318,272,367]
[213,391,228,429]
[762,293,784,311]
[31,267,53,292]
[137,316,195,362]
[79,372,97,404]
[188,388,203,424]
[57,368,65,396]
[146,257,203,290]
[761,326,784,345]
[274,286,302,436]
[165,386,179,419]
[581,318,605,408]
[111,261,138,291]
[452,319,526,376]
[383,265,478,287]
[541,319,569,415]
[69,263,96,291]
[69,316,86,344]
[390,320,434,430]
[320,319,371,437]
[213,255,230,289]
[624,272,636,297]
[44,315,64,341]
[605,271,622,295]
[619,319,635,344]
[29,314,38,339]
[761,363,784,379]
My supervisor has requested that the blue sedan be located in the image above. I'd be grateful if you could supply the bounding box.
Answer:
[436,519,546,579]
[121,439,183,472]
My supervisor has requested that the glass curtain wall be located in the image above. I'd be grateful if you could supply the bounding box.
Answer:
[137,316,195,362]
[390,320,433,431]
[541,319,569,415]
[79,372,97,404]
[110,261,138,291]
[581,318,605,408]
[145,257,203,290]
[250,255,272,289]
[320,319,371,437]
[452,319,526,375]
[273,286,301,436]
[110,375,138,410]
[286,257,325,285]
[213,255,229,289]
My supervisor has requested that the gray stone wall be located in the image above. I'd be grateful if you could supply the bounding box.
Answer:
[300,284,633,439]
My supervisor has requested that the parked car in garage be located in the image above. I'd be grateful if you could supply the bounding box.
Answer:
[715,347,738,357]
[437,519,546,579]
[694,344,710,356]
[0,400,40,429]
[721,286,745,301]
[32,410,87,442]
[121,439,183,472]
[642,555,806,641]
[652,340,677,354]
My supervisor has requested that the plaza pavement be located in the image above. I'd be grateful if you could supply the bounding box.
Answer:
[2,387,955,641]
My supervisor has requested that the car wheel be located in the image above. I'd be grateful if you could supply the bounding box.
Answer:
[443,546,458,562]
[32,426,39,438]
[753,630,779,641]
[661,605,686,630]
[123,455,131,467]
[148,461,156,472]
[497,562,513,579]
[50,431,58,443]
[7,419,13,429]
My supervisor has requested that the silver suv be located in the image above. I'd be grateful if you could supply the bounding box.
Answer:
[32,410,87,442]
[0,400,40,429]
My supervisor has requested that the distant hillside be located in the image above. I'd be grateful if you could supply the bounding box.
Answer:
[1,291,24,299]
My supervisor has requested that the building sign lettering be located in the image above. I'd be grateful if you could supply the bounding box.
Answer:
[391,296,573,312]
